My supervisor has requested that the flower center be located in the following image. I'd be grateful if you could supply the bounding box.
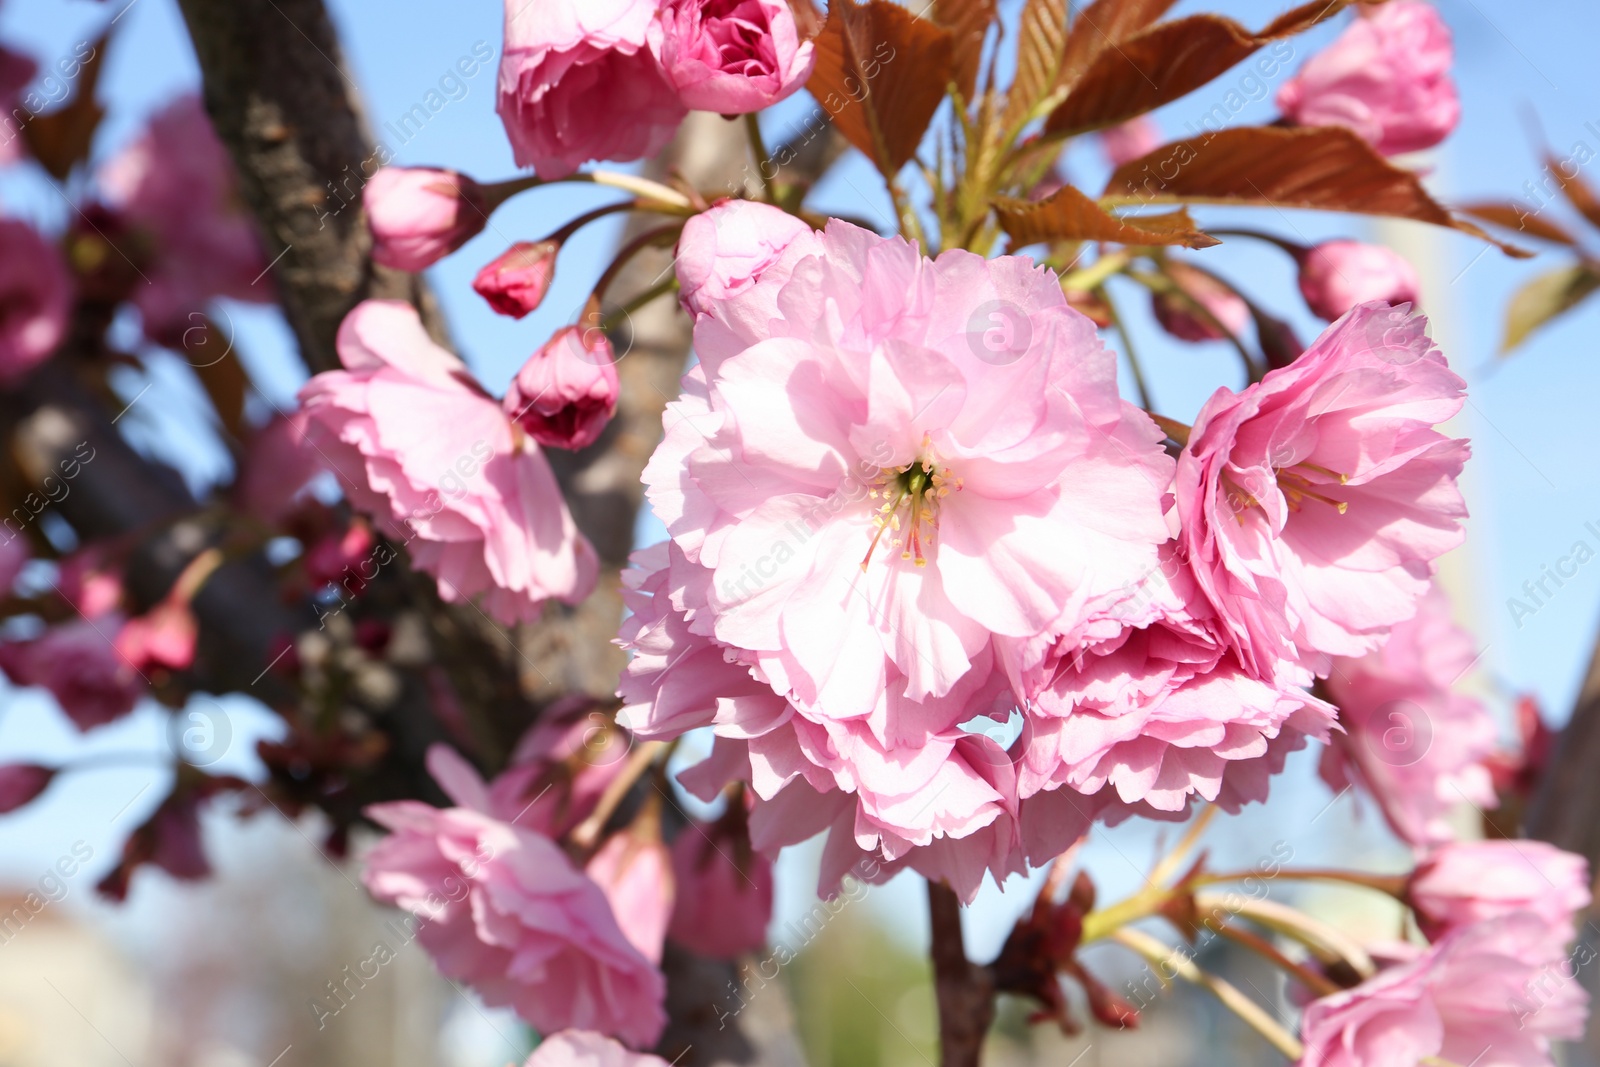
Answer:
[1222,461,1348,522]
[860,437,962,571]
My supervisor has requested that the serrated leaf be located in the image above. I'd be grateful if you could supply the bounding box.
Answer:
[995,185,1217,249]
[1000,0,1068,129]
[933,0,997,103]
[807,0,955,176]
[1502,265,1600,353]
[1045,1,1354,137]
[1459,201,1579,246]
[1103,126,1532,258]
[22,30,111,180]
[1056,0,1179,91]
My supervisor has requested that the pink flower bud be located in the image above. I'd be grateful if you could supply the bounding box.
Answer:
[650,0,816,115]
[364,167,488,272]
[667,820,773,960]
[1298,239,1421,321]
[1276,0,1460,156]
[1150,262,1250,343]
[503,327,620,451]
[472,241,559,319]
[0,764,55,813]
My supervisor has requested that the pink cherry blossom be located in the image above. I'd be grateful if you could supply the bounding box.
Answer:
[98,95,270,346]
[622,221,1173,897]
[115,599,198,673]
[0,764,55,813]
[363,745,667,1048]
[1173,303,1469,678]
[474,241,559,318]
[523,1031,669,1067]
[1320,586,1498,847]
[0,218,70,384]
[667,814,774,959]
[1298,914,1586,1067]
[1277,0,1460,156]
[1014,552,1335,816]
[584,828,674,965]
[1098,116,1162,168]
[0,617,143,731]
[1408,839,1590,949]
[1298,240,1421,321]
[617,541,1039,903]
[1150,261,1250,343]
[657,219,1172,712]
[299,300,597,624]
[650,0,816,115]
[364,167,488,272]
[503,327,620,451]
[497,0,687,179]
[675,199,816,322]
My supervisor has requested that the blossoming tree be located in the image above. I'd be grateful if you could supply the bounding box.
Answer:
[0,0,1594,1065]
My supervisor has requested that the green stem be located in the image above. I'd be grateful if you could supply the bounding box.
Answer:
[591,224,684,303]
[481,170,698,216]
[1103,288,1154,413]
[745,113,778,205]
[1060,250,1133,292]
[1192,868,1409,898]
[1210,922,1343,999]
[1111,928,1305,1061]
[1198,894,1375,979]
[1079,882,1173,944]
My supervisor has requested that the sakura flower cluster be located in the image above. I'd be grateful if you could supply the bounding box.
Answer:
[497,0,814,178]
[613,200,1476,902]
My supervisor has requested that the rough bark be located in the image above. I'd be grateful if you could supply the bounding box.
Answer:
[928,881,996,1067]
[1528,633,1600,857]
[173,0,444,373]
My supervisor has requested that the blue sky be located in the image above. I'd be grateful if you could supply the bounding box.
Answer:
[0,0,1596,962]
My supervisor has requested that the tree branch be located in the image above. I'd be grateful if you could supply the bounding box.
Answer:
[172,0,445,373]
[1528,631,1600,857]
[927,881,995,1067]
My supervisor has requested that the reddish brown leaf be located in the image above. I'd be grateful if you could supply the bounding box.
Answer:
[933,0,998,103]
[23,30,111,180]
[1459,201,1579,247]
[1057,0,1180,92]
[1103,126,1533,258]
[995,185,1218,249]
[1543,152,1600,232]
[806,0,955,176]
[1045,1,1353,138]
[1000,0,1068,129]
[786,0,824,41]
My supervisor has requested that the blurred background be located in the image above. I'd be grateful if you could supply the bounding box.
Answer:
[0,0,1594,1064]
